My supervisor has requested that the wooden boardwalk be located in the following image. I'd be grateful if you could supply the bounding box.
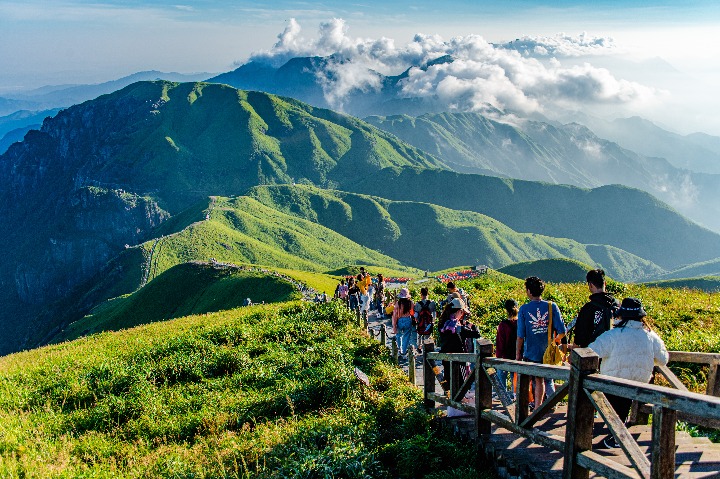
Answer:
[365,312,720,479]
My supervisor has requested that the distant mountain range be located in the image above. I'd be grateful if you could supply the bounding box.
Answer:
[2,80,719,355]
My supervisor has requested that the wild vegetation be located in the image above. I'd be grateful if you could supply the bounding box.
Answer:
[0,301,491,478]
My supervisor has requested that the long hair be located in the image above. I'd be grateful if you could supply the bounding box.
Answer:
[396,297,412,316]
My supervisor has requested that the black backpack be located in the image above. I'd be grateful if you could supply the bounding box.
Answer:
[589,301,617,342]
[416,300,434,335]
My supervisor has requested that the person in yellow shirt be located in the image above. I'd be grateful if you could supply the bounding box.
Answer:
[357,267,372,295]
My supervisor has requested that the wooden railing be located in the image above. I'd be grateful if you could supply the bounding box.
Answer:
[421,339,720,479]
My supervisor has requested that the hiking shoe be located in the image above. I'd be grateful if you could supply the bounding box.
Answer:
[603,436,619,449]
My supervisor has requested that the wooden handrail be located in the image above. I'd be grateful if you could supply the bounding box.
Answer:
[421,343,720,479]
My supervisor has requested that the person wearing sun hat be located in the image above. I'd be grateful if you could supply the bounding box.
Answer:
[392,287,415,356]
[588,297,669,448]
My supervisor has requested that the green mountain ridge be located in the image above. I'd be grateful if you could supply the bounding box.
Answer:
[347,168,720,271]
[365,112,720,233]
[498,258,594,283]
[246,184,663,281]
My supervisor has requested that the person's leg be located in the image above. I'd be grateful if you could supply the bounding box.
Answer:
[534,376,545,406]
[497,369,509,393]
[607,393,632,423]
[544,376,556,401]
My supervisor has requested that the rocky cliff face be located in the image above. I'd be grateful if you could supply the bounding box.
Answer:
[0,88,171,354]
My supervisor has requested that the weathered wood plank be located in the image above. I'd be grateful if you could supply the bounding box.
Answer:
[668,351,720,365]
[650,405,676,479]
[453,368,476,403]
[564,348,598,479]
[481,409,565,452]
[427,352,478,362]
[476,339,494,437]
[516,372,531,425]
[654,364,688,392]
[588,390,650,479]
[576,450,642,479]
[584,375,720,420]
[521,381,569,429]
[423,342,438,409]
[483,357,570,381]
[428,392,475,414]
[637,404,720,429]
[708,363,720,398]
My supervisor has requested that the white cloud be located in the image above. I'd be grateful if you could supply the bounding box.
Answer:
[499,32,619,58]
[245,19,661,115]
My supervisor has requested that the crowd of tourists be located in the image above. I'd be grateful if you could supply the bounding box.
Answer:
[334,266,669,450]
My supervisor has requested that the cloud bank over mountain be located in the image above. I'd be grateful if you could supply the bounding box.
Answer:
[246,19,659,116]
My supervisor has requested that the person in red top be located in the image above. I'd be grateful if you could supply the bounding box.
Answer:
[496,299,518,400]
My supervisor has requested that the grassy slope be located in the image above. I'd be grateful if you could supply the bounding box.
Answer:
[144,195,405,281]
[247,184,662,281]
[57,262,303,341]
[654,258,720,280]
[0,302,487,478]
[498,258,594,283]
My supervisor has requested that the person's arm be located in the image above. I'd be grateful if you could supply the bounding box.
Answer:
[573,305,591,348]
[652,331,669,366]
[496,323,507,358]
[516,337,524,361]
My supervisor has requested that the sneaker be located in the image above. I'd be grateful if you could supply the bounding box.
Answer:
[603,436,619,449]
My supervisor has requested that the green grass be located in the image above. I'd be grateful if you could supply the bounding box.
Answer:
[0,302,491,478]
[56,262,303,342]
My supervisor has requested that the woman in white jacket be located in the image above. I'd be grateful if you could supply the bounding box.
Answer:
[588,297,668,448]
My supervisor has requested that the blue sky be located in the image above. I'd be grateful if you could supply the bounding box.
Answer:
[1,1,719,133]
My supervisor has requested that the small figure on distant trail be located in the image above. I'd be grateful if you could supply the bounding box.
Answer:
[496,299,519,400]
[347,277,360,312]
[392,288,416,357]
[357,267,372,322]
[243,297,252,307]
[516,276,566,408]
[374,273,385,317]
[571,269,620,349]
[336,279,349,304]
[321,291,328,303]
[588,297,668,448]
[413,287,436,352]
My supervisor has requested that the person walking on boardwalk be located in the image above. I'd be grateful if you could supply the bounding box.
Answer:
[571,269,620,349]
[438,296,480,382]
[496,299,519,400]
[348,277,360,312]
[392,287,415,357]
[588,297,668,448]
[374,273,386,316]
[516,276,566,407]
[413,287,436,352]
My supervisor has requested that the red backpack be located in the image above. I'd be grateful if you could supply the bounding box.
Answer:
[416,300,434,335]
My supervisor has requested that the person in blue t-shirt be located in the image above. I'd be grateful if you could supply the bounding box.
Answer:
[516,276,566,407]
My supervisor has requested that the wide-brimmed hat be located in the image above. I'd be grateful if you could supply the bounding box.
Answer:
[618,297,647,319]
[450,297,470,312]
[398,287,410,299]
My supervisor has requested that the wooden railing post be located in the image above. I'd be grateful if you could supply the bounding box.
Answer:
[356,308,361,327]
[563,348,599,479]
[380,326,386,348]
[423,342,436,410]
[475,338,494,437]
[391,337,398,364]
[408,347,416,385]
[708,362,720,397]
[651,405,677,479]
[516,371,531,424]
[450,361,463,400]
